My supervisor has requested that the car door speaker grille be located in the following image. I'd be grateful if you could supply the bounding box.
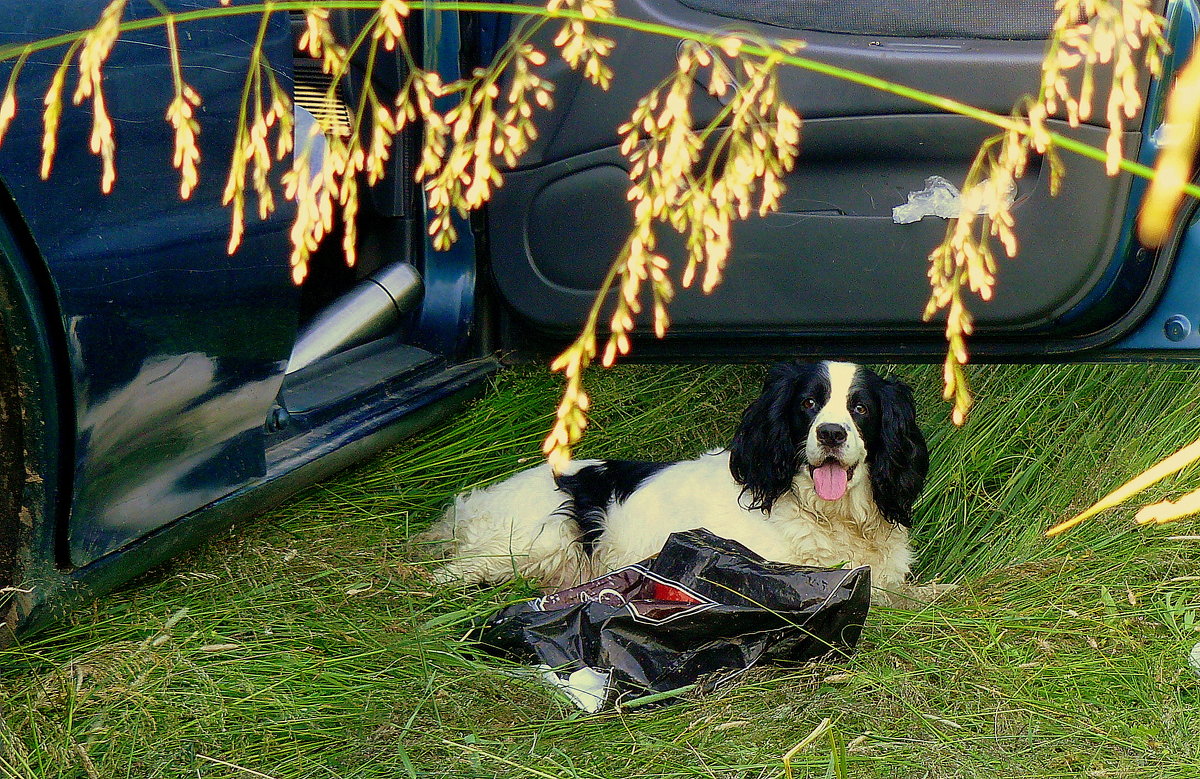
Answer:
[293,58,353,137]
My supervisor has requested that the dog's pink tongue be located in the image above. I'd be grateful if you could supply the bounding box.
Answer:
[813,463,849,501]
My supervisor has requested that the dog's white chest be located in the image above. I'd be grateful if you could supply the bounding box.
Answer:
[767,498,913,588]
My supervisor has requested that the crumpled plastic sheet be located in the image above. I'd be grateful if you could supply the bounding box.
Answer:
[892,174,1017,224]
[476,529,871,711]
[892,175,965,224]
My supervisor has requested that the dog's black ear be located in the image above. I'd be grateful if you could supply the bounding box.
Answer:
[729,363,809,513]
[868,377,928,528]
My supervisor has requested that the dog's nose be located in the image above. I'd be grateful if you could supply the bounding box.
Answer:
[816,423,847,447]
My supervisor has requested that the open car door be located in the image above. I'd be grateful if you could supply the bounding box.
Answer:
[483,0,1198,361]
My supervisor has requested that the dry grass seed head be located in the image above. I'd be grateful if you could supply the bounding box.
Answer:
[544,43,804,465]
[923,0,1165,425]
[375,0,411,51]
[70,0,126,193]
[1138,44,1200,246]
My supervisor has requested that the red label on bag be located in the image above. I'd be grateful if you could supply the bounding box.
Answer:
[650,581,702,604]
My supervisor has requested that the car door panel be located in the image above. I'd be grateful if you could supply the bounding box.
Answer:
[487,0,1155,354]
[490,117,1136,334]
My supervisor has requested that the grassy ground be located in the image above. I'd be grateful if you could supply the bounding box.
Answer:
[3,362,1200,778]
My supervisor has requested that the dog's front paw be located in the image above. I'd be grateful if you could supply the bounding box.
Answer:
[872,581,957,609]
[427,561,477,588]
[910,581,957,603]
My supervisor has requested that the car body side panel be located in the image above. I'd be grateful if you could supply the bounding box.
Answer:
[0,2,298,566]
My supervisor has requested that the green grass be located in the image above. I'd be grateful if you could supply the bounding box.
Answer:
[4,362,1200,778]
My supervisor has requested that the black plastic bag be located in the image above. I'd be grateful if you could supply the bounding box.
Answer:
[477,529,870,709]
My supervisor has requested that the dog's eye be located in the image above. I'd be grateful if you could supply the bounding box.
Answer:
[801,397,817,410]
[852,403,868,415]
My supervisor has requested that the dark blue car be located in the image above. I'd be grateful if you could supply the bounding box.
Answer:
[0,0,1196,636]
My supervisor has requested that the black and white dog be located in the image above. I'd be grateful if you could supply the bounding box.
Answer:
[427,361,931,600]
